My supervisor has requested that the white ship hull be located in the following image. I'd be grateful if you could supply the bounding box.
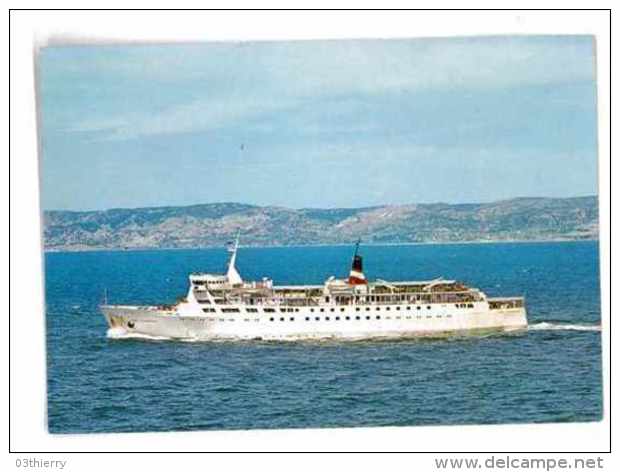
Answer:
[102,302,527,341]
[101,239,527,341]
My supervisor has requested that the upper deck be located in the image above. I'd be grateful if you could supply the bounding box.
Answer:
[184,239,521,308]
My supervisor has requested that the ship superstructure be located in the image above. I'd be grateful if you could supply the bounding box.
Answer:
[102,239,527,340]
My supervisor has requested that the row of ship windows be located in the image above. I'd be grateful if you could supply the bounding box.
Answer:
[203,304,474,314]
[201,314,455,322]
[270,314,454,322]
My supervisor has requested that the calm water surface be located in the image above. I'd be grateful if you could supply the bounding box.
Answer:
[45,241,602,433]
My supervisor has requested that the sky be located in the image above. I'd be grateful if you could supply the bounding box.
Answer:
[38,36,599,211]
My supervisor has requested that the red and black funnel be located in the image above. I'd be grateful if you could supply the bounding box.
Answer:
[348,239,367,285]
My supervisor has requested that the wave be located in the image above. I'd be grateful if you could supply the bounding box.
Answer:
[106,327,172,341]
[527,322,601,332]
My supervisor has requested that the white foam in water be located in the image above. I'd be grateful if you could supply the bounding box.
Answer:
[106,327,172,341]
[106,327,127,338]
[528,322,601,332]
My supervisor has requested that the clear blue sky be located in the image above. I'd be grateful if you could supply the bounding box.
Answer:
[38,36,598,211]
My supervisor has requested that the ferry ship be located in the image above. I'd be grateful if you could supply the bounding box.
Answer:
[101,239,527,340]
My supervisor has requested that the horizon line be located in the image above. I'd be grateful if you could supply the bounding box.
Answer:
[42,193,599,214]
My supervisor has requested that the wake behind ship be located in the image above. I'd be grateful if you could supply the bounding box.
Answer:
[101,240,527,341]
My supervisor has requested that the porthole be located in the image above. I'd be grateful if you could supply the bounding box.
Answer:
[269,317,275,322]
[127,321,135,329]
[355,316,361,320]
[346,316,351,320]
[305,317,310,321]
[280,317,285,321]
[325,316,330,321]
[315,317,320,321]
[365,316,371,320]
[376,315,381,320]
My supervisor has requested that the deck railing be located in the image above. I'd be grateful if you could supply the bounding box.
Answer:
[197,292,484,307]
[488,298,524,309]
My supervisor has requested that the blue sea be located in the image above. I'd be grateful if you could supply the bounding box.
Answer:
[45,241,602,433]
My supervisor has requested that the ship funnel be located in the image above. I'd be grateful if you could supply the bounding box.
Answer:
[348,239,367,285]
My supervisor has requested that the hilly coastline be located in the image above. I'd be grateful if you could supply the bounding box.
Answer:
[42,196,598,251]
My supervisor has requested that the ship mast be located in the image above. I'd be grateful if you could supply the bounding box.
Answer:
[226,232,243,285]
[353,238,361,259]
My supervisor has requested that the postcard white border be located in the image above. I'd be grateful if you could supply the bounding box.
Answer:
[8,6,613,464]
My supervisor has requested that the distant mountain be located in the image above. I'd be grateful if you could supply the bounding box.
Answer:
[43,196,599,251]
